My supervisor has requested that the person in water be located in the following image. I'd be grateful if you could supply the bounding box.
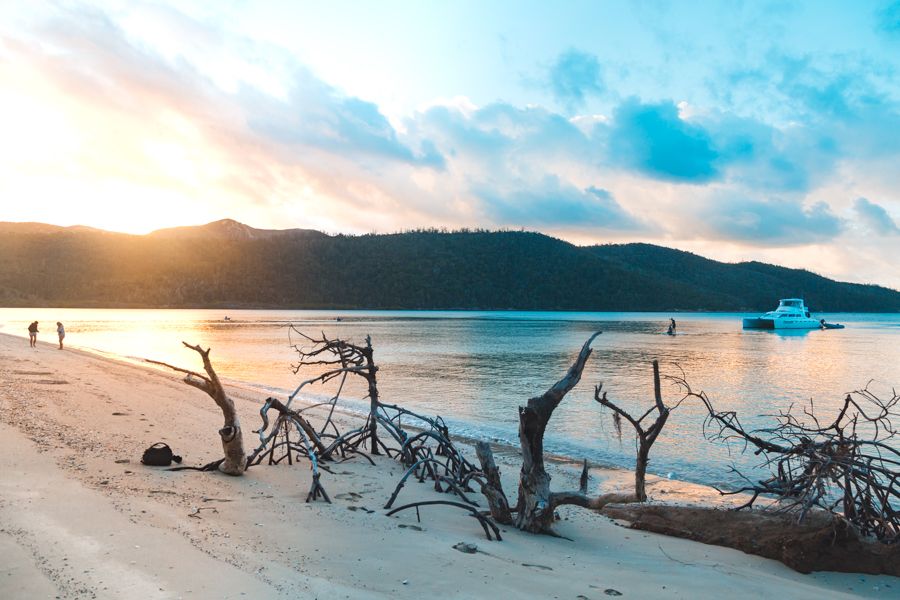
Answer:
[57,322,65,350]
[27,321,38,347]
[670,318,677,334]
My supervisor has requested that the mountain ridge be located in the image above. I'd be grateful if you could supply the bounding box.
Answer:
[0,220,897,311]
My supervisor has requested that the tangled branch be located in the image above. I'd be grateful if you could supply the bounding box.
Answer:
[287,328,494,537]
[670,374,900,543]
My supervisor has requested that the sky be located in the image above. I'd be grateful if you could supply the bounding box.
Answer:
[1,0,899,288]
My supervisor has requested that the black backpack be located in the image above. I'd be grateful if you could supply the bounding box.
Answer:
[141,442,183,466]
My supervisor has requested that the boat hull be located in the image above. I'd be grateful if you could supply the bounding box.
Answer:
[742,317,774,329]
[743,317,820,330]
[773,319,821,329]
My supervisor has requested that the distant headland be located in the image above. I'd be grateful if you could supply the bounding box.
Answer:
[1,219,898,312]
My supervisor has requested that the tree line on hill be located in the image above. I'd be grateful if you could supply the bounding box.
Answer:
[0,220,897,311]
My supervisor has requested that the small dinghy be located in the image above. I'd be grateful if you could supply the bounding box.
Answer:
[820,322,845,329]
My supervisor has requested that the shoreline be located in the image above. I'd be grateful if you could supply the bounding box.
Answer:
[0,332,896,598]
[2,303,898,314]
[0,331,740,496]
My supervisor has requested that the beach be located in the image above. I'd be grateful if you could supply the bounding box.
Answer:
[0,332,894,599]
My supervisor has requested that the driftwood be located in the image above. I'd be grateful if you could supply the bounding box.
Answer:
[287,329,386,456]
[288,330,480,475]
[501,332,643,532]
[148,342,246,476]
[475,441,513,525]
[386,500,502,541]
[603,504,900,575]
[595,360,680,501]
[289,329,497,537]
[512,332,603,532]
[474,334,679,534]
[246,397,330,502]
[671,375,900,544]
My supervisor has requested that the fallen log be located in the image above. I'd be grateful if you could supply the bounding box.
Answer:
[602,504,900,576]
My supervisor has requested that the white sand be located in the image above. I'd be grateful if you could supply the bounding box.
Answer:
[0,332,895,599]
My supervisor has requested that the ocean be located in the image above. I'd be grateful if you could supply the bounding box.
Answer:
[2,308,898,488]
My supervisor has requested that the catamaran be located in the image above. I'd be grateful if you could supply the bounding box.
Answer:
[742,298,822,330]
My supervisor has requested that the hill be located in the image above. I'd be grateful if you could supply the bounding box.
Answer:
[0,220,897,311]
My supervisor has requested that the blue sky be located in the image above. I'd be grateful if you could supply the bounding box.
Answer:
[0,0,899,287]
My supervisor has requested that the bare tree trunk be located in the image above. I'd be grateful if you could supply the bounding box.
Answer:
[489,336,678,535]
[475,442,513,525]
[595,360,671,501]
[634,442,649,502]
[514,333,600,533]
[362,336,381,455]
[149,343,246,475]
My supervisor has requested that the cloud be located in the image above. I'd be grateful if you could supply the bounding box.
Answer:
[241,70,444,168]
[413,101,593,170]
[727,52,900,156]
[877,1,900,36]
[606,98,720,183]
[701,111,839,193]
[699,195,843,244]
[855,197,900,235]
[25,4,442,171]
[547,49,603,110]
[475,177,644,230]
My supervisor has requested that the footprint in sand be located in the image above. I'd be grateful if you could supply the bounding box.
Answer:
[335,491,364,502]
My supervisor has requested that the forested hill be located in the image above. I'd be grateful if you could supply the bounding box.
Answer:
[1,220,897,311]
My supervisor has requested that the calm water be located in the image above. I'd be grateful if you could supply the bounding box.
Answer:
[2,308,898,488]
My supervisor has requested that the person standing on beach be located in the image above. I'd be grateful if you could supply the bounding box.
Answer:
[57,322,65,350]
[28,321,38,347]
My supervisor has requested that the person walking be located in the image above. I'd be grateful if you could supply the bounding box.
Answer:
[27,321,38,347]
[57,322,65,350]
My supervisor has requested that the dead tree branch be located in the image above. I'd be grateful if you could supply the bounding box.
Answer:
[246,397,331,502]
[670,374,900,544]
[594,360,680,501]
[147,342,246,476]
[514,332,611,533]
[475,441,513,525]
[473,334,682,535]
[288,328,496,536]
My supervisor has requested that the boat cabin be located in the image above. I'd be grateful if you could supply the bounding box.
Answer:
[772,298,810,318]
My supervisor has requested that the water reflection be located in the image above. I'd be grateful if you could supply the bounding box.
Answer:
[767,329,814,337]
[1,308,897,488]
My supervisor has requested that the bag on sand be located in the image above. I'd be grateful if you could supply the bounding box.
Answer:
[141,442,183,466]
